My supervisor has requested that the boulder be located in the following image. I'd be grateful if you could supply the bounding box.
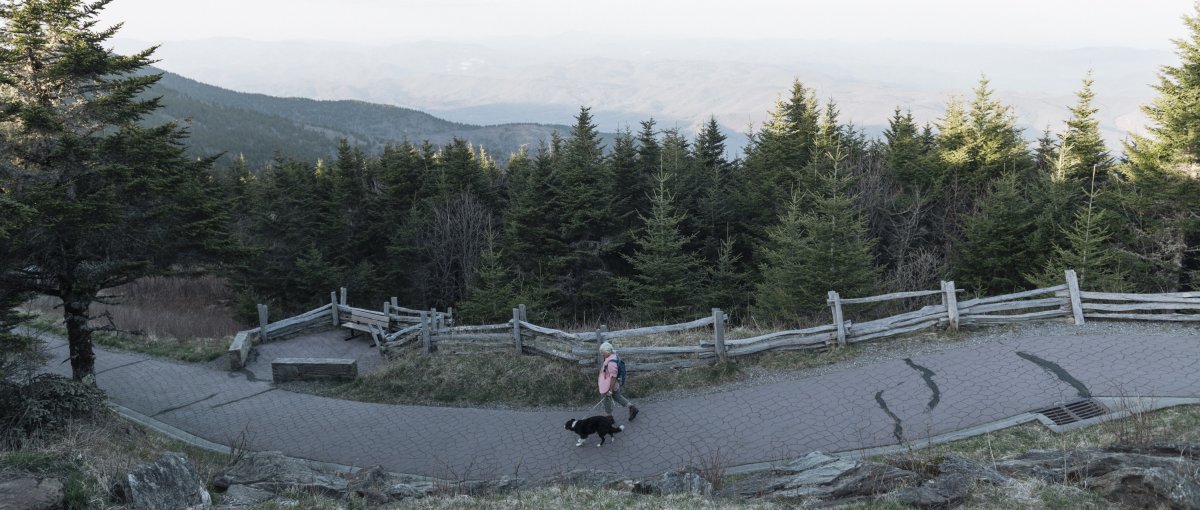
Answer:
[891,455,1013,509]
[215,451,348,497]
[722,453,917,504]
[535,469,624,488]
[631,468,713,497]
[115,452,211,509]
[828,462,919,498]
[219,485,274,507]
[779,452,861,486]
[997,447,1200,510]
[0,477,64,510]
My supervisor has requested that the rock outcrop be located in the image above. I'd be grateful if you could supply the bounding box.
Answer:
[209,445,1200,509]
[113,452,210,509]
[0,477,64,510]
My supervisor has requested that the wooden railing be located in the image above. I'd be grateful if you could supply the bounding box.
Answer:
[231,270,1200,372]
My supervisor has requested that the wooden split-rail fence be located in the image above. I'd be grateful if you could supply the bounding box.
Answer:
[229,270,1200,372]
[226,287,450,370]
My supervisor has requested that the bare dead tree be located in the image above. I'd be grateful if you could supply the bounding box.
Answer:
[418,192,494,307]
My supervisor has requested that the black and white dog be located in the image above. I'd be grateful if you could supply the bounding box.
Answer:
[565,415,624,447]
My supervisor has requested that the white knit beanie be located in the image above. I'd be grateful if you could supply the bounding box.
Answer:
[599,341,615,353]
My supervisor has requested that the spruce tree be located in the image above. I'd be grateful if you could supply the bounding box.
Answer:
[1128,2,1200,174]
[1029,179,1130,292]
[553,107,618,320]
[1034,128,1059,175]
[694,117,736,262]
[704,236,752,319]
[937,77,1031,189]
[500,139,564,315]
[1059,72,1113,186]
[618,171,701,323]
[1122,3,1200,290]
[457,234,522,324]
[0,0,228,382]
[952,172,1042,294]
[755,148,881,323]
[883,108,933,192]
[738,81,822,242]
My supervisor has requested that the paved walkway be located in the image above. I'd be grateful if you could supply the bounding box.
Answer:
[27,327,1200,479]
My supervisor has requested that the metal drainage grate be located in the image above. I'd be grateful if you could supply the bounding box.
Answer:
[1035,399,1108,426]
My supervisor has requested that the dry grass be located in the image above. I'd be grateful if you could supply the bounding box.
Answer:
[21,276,243,362]
[327,332,867,408]
[868,404,1200,509]
[0,414,227,509]
[397,486,783,509]
[924,404,1200,463]
[323,350,596,407]
[22,275,242,340]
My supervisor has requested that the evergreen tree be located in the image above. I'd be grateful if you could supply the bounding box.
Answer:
[1128,2,1200,173]
[1122,3,1200,290]
[0,198,34,380]
[1029,181,1130,292]
[704,236,752,319]
[0,0,228,382]
[755,148,881,322]
[937,77,1032,189]
[618,171,702,323]
[608,128,643,236]
[633,119,661,219]
[552,107,618,320]
[1034,127,1059,175]
[935,79,1033,252]
[693,117,736,262]
[500,139,564,314]
[883,108,933,192]
[457,234,522,324]
[952,172,1042,294]
[738,81,822,242]
[235,158,329,312]
[1059,72,1113,186]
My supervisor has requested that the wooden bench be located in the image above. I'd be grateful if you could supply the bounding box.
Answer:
[271,358,358,383]
[341,308,389,346]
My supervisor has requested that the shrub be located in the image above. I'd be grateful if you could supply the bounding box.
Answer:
[0,374,108,446]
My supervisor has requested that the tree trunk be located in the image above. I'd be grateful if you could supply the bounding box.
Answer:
[63,293,96,385]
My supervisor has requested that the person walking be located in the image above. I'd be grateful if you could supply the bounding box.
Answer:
[598,341,639,421]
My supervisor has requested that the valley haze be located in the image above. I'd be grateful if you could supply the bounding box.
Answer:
[104,0,1192,156]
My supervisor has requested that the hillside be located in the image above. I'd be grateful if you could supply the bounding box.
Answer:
[122,37,1169,153]
[145,69,575,167]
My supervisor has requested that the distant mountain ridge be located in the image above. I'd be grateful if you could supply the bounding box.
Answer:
[122,36,1169,156]
[145,69,575,167]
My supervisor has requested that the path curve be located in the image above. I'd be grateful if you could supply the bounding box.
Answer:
[29,327,1200,479]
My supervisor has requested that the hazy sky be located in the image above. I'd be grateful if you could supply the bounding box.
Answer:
[103,0,1194,49]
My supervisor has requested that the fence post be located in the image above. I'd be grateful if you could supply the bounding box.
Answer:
[330,292,339,327]
[712,308,727,362]
[518,303,527,322]
[941,281,960,331]
[512,308,523,355]
[391,296,398,308]
[447,307,453,326]
[420,311,431,354]
[340,287,347,306]
[828,291,846,347]
[429,307,438,332]
[383,301,390,319]
[1065,269,1085,325]
[257,303,270,342]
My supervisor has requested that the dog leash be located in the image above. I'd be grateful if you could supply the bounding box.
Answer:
[588,396,607,411]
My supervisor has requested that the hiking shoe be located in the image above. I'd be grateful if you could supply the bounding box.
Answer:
[628,405,639,421]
